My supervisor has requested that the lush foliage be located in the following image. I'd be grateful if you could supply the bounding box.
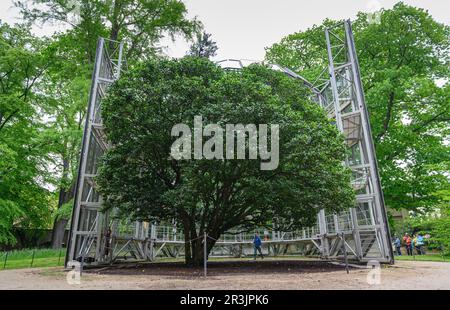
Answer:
[16,0,201,59]
[0,23,54,244]
[1,0,201,246]
[1,1,448,254]
[404,190,450,254]
[188,31,218,58]
[97,57,354,264]
[265,2,450,214]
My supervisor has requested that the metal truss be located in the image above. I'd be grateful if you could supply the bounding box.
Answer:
[311,20,393,263]
[65,38,129,265]
[66,20,393,267]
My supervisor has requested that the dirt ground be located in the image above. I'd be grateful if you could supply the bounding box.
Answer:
[0,259,449,290]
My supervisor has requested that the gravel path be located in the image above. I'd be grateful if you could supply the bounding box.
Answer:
[0,260,449,290]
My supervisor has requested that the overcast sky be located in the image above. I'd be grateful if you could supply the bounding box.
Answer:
[0,0,449,61]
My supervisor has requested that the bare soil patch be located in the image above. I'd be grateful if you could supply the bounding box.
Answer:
[93,260,347,278]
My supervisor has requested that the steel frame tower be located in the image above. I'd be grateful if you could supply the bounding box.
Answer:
[66,20,393,266]
[311,21,393,263]
[67,38,124,265]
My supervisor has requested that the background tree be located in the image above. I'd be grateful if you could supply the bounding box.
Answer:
[403,189,450,254]
[35,34,91,247]
[97,57,354,265]
[13,0,202,248]
[15,0,201,59]
[0,23,54,245]
[187,31,218,58]
[265,2,450,215]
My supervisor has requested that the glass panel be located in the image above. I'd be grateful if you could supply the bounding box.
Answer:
[336,70,351,100]
[81,178,100,203]
[75,235,98,259]
[352,167,369,193]
[326,214,336,233]
[93,88,103,124]
[85,133,104,175]
[78,209,98,231]
[347,143,362,166]
[337,210,352,231]
[356,202,374,226]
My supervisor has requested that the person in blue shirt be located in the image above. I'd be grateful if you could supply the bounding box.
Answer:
[416,234,425,255]
[253,233,264,260]
[393,236,402,255]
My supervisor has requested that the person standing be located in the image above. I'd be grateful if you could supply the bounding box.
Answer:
[403,233,412,256]
[253,233,264,260]
[394,236,402,255]
[416,234,425,255]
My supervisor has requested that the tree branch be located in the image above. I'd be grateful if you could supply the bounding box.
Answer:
[376,91,395,142]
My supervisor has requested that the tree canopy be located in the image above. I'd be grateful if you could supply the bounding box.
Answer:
[97,56,354,265]
[187,31,218,58]
[15,0,201,60]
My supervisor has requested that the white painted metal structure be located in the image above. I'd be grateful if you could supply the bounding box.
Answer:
[312,21,393,263]
[66,20,393,266]
[65,38,128,265]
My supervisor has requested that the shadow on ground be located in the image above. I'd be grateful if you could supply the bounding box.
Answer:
[89,260,352,277]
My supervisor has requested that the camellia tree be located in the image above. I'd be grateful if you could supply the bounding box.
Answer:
[265,3,450,215]
[97,57,354,266]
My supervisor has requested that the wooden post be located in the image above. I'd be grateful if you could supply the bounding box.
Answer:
[30,249,36,267]
[3,252,8,269]
[58,248,63,265]
[203,232,207,277]
[341,233,349,274]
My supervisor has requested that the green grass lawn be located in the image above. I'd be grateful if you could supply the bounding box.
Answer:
[0,248,65,270]
[394,254,450,262]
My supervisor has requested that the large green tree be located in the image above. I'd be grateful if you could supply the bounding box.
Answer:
[97,57,354,265]
[15,0,202,247]
[35,34,91,247]
[0,23,54,244]
[265,2,450,214]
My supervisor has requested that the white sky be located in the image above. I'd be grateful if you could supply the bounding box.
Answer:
[0,0,449,61]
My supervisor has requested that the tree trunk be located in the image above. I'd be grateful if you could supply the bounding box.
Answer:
[191,238,204,266]
[51,158,75,248]
[51,218,68,248]
[183,219,193,265]
[182,220,204,266]
[108,0,122,45]
[182,223,219,266]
